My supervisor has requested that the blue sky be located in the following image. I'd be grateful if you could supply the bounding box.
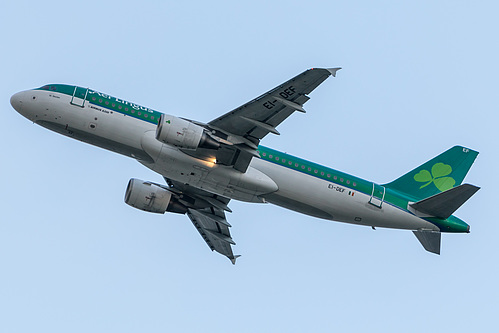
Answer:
[1,1,497,332]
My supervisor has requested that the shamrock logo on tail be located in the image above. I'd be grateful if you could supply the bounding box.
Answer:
[414,163,456,192]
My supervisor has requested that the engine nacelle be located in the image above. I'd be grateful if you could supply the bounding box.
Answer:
[124,178,187,214]
[155,114,219,150]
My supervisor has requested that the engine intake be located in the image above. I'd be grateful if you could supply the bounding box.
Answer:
[124,178,187,214]
[156,114,219,150]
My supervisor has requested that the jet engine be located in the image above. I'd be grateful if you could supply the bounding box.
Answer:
[156,114,219,150]
[124,178,187,214]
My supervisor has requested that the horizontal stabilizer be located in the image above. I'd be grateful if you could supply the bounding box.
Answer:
[413,230,441,255]
[410,184,480,219]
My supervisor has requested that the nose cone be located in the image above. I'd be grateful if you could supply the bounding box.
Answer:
[10,92,24,113]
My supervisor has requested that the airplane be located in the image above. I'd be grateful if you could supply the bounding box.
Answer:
[10,68,480,264]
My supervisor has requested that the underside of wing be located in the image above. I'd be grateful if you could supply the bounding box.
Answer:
[187,208,240,264]
[165,178,240,264]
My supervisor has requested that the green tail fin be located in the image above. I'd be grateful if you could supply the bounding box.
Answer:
[384,146,479,200]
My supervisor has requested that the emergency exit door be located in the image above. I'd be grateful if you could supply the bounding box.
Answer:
[70,86,88,107]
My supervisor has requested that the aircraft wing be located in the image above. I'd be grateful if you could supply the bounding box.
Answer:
[187,208,239,264]
[186,68,340,173]
[165,178,240,264]
[209,67,340,140]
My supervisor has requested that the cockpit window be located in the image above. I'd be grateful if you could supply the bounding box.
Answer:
[39,85,57,91]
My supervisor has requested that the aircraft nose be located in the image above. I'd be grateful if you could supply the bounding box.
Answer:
[10,92,24,113]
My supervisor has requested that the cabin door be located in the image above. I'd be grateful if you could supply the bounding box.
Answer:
[369,183,385,208]
[70,86,88,107]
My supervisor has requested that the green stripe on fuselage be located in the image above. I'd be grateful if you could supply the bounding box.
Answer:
[257,146,371,195]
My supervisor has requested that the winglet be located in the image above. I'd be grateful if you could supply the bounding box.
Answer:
[327,67,342,77]
[230,255,241,265]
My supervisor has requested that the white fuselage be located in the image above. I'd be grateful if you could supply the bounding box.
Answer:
[12,88,438,232]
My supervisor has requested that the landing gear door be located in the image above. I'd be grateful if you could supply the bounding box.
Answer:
[70,86,88,107]
[369,183,385,208]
